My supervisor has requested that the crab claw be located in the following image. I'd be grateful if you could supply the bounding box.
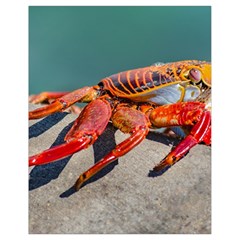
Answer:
[29,137,91,166]
[29,99,112,166]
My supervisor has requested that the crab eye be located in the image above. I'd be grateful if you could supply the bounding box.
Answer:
[189,68,201,82]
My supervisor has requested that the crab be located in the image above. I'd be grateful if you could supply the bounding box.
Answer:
[29,60,211,191]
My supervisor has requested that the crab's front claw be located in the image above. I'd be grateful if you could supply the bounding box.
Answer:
[29,99,112,166]
[153,110,211,172]
[29,137,91,166]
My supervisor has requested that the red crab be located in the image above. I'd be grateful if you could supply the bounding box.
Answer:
[29,60,211,190]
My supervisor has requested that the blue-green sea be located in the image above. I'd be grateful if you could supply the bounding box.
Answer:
[29,6,211,94]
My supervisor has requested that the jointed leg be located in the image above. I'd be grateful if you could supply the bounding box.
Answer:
[149,102,211,172]
[29,91,70,104]
[29,86,99,119]
[74,106,150,190]
[29,91,84,115]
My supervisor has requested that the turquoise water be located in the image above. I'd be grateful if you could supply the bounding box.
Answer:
[29,6,211,94]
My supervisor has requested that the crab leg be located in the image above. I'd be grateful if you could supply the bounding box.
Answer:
[29,99,112,166]
[29,91,70,104]
[148,102,211,171]
[29,91,84,114]
[29,86,99,119]
[74,106,150,190]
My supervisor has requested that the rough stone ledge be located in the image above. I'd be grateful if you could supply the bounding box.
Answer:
[29,103,211,234]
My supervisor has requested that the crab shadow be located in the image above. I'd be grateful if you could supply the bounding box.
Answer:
[29,112,118,195]
[60,123,118,198]
[29,111,180,197]
[29,111,69,139]
[29,113,74,191]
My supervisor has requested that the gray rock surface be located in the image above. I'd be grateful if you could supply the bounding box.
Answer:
[29,103,211,234]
